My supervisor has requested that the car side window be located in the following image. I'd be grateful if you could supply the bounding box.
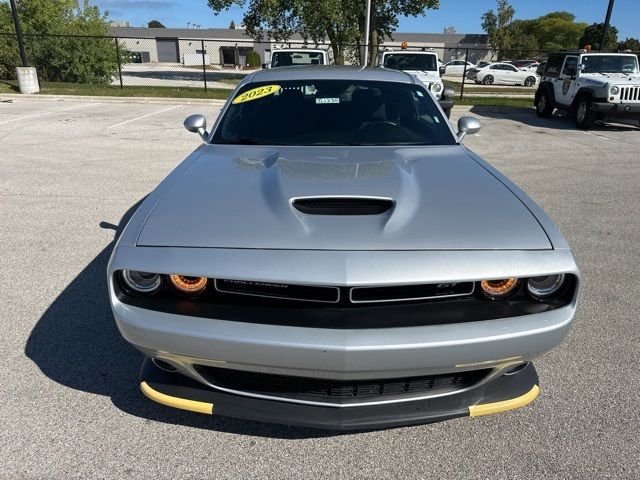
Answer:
[562,57,578,77]
[508,65,518,72]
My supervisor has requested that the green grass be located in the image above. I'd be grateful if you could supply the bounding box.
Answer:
[456,96,533,108]
[1,80,534,108]
[0,80,232,100]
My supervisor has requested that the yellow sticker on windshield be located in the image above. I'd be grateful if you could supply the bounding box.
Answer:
[232,85,281,104]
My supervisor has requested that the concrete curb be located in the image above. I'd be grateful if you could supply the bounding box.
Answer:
[0,93,228,106]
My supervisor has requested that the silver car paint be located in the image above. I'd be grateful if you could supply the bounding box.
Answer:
[135,145,552,251]
[108,66,580,404]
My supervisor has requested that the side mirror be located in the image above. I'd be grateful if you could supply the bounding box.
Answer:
[261,63,267,69]
[439,66,446,76]
[184,114,208,142]
[443,87,455,99]
[456,116,481,141]
[577,63,585,72]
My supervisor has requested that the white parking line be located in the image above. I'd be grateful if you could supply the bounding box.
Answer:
[107,104,183,129]
[0,103,99,125]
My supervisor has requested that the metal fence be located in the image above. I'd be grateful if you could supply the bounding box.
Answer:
[2,32,638,101]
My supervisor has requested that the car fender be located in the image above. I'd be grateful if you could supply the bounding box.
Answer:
[570,87,596,111]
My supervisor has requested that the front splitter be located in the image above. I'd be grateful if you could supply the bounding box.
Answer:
[139,358,540,430]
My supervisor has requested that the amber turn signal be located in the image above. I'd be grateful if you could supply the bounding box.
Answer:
[480,278,519,300]
[169,275,208,294]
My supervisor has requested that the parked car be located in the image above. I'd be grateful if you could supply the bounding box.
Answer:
[535,50,640,128]
[379,49,454,117]
[475,62,538,86]
[263,48,328,68]
[442,60,476,76]
[510,59,537,69]
[109,66,579,430]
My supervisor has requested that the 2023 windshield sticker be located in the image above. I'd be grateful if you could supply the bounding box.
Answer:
[232,85,282,104]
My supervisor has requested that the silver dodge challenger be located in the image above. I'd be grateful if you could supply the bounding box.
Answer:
[108,66,579,430]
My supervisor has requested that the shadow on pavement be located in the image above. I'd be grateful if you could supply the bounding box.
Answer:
[468,105,640,131]
[25,200,341,439]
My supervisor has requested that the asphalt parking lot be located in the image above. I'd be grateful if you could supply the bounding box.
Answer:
[1,97,639,479]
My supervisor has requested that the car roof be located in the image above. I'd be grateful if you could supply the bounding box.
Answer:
[246,65,415,84]
[272,48,325,53]
[382,50,437,55]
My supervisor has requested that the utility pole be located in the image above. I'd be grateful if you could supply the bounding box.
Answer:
[599,0,615,51]
[363,0,372,66]
[9,0,28,67]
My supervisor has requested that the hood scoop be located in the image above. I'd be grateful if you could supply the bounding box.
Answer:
[292,197,394,216]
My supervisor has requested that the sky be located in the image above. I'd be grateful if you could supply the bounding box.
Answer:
[15,0,640,39]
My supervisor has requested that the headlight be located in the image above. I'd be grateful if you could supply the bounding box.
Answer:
[121,270,161,294]
[610,85,620,95]
[527,274,565,298]
[169,275,208,294]
[430,82,443,93]
[480,278,519,300]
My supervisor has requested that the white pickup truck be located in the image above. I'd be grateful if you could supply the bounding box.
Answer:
[263,49,328,69]
[379,50,454,117]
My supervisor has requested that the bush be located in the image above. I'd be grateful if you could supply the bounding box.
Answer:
[246,50,261,68]
[0,0,119,84]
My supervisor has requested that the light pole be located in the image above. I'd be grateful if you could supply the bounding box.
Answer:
[9,0,28,67]
[599,0,615,51]
[363,0,372,66]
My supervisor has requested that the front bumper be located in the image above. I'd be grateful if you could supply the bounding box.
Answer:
[140,357,540,430]
[591,101,640,118]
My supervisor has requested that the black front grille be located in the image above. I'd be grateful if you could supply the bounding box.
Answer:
[292,197,394,215]
[215,279,340,303]
[351,282,475,303]
[195,366,489,404]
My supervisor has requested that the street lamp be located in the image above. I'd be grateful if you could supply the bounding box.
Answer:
[599,0,615,52]
[363,0,372,66]
[9,0,28,66]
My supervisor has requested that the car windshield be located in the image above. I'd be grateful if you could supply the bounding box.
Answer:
[271,51,325,67]
[213,80,455,146]
[383,53,437,71]
[582,55,639,74]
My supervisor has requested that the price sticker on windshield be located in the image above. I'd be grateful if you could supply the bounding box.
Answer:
[232,85,281,104]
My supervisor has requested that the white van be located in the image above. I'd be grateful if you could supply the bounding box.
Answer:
[379,49,454,117]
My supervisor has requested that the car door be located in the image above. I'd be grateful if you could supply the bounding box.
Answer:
[555,55,578,106]
[504,64,522,84]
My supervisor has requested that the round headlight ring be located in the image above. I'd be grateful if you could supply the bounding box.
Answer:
[480,278,520,300]
[527,274,565,298]
[121,270,161,294]
[169,275,208,295]
[610,85,620,95]
[431,82,443,93]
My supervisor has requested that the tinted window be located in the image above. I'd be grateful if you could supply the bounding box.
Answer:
[213,80,455,146]
[271,51,325,67]
[545,54,564,76]
[383,53,437,71]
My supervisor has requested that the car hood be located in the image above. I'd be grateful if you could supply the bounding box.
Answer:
[137,145,551,250]
[404,70,441,82]
[581,72,640,86]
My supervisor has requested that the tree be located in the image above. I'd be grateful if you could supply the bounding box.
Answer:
[246,49,261,67]
[206,0,439,65]
[148,20,166,28]
[579,22,618,51]
[0,0,119,83]
[229,20,236,29]
[481,0,516,59]
[618,37,640,52]
[513,12,586,52]
[482,4,588,60]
